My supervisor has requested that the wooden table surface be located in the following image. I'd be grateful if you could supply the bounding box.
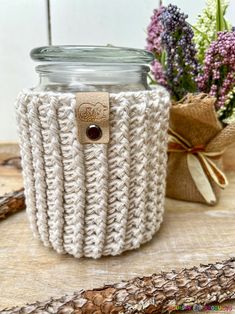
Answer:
[0,143,235,313]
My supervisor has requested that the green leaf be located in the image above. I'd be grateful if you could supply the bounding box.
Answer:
[216,0,226,32]
[190,23,210,43]
[223,3,229,15]
[224,18,229,31]
[160,50,166,68]
[147,73,157,85]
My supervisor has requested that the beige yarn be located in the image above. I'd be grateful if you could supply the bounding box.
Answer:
[16,87,170,258]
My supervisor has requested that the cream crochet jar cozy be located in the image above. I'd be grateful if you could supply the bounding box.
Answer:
[16,46,171,258]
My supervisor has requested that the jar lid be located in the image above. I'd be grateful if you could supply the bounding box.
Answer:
[30,45,154,64]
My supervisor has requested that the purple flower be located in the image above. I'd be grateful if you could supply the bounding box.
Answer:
[151,60,167,86]
[146,6,164,57]
[197,31,235,109]
[160,4,199,100]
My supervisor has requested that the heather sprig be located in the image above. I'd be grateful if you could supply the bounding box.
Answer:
[151,59,167,87]
[197,31,235,109]
[159,4,199,100]
[146,6,165,59]
[146,4,199,99]
[146,6,167,87]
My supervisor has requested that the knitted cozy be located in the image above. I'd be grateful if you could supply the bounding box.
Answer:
[16,87,170,258]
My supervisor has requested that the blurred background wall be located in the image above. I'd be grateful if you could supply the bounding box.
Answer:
[0,0,234,140]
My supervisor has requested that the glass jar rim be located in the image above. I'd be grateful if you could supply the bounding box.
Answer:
[30,45,154,64]
[36,63,150,74]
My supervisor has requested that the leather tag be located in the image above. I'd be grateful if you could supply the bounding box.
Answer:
[75,92,110,144]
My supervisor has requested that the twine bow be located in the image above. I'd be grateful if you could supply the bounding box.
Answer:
[168,128,228,205]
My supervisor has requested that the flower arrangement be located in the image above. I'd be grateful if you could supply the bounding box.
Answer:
[146,0,235,124]
[146,0,235,205]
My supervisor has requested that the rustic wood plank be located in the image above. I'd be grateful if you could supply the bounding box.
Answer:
[0,142,19,163]
[0,143,235,312]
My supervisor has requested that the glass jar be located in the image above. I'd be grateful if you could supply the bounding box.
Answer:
[30,45,154,93]
[16,45,170,259]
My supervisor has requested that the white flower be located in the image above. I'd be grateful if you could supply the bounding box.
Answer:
[193,0,231,64]
[218,87,235,124]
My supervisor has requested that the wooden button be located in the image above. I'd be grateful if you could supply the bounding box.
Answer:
[86,124,102,141]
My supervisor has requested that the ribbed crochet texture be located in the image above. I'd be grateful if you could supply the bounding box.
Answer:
[16,87,170,258]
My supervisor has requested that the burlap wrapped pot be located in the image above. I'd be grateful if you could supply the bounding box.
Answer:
[166,93,235,205]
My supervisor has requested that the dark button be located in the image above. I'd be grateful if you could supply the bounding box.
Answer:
[86,124,102,141]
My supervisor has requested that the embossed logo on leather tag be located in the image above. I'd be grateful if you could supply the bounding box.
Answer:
[76,92,110,144]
